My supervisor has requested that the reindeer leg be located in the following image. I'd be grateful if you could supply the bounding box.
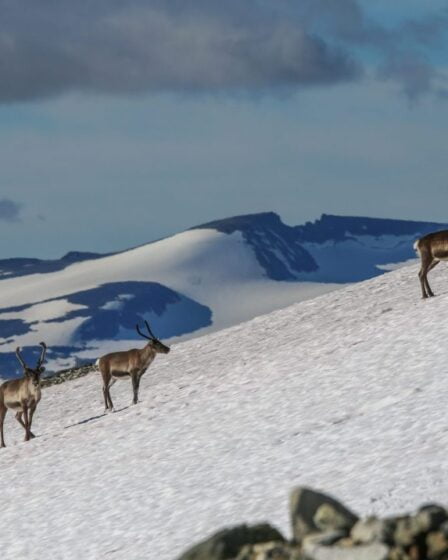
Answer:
[22,403,31,442]
[418,253,433,299]
[131,370,141,405]
[102,375,109,412]
[101,368,115,412]
[102,386,109,412]
[16,407,36,438]
[0,404,6,448]
[28,403,37,439]
[16,412,30,436]
[424,260,439,297]
[15,411,36,437]
[107,378,116,411]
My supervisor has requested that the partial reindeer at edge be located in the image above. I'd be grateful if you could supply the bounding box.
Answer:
[0,342,47,448]
[414,230,448,299]
[97,321,170,412]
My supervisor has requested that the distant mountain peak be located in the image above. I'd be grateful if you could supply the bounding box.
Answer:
[194,211,317,280]
[193,211,283,233]
[295,214,447,243]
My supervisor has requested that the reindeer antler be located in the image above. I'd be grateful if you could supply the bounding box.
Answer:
[144,320,157,339]
[136,323,152,340]
[36,342,47,370]
[15,347,27,369]
[136,321,157,340]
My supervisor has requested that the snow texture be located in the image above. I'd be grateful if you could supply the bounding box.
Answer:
[0,259,447,559]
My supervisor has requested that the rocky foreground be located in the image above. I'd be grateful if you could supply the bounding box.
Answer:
[178,487,448,560]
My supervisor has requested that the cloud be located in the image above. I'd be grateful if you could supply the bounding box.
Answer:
[284,0,448,100]
[0,1,359,103]
[378,54,437,102]
[0,198,22,222]
[0,1,445,102]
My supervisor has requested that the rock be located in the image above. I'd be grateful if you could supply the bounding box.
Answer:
[41,364,95,387]
[236,541,302,560]
[393,516,420,548]
[387,547,412,560]
[386,507,448,557]
[440,521,448,537]
[302,534,389,560]
[177,524,285,560]
[426,530,448,559]
[314,504,358,533]
[415,505,448,533]
[290,487,359,542]
[303,531,347,548]
[351,517,388,545]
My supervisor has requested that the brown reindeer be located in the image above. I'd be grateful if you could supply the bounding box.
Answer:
[414,231,448,298]
[97,321,170,411]
[0,342,47,448]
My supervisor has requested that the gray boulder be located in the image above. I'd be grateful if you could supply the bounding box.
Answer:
[302,532,389,560]
[177,524,285,560]
[236,541,302,560]
[290,487,359,542]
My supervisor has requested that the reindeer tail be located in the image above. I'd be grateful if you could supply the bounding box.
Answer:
[413,239,421,253]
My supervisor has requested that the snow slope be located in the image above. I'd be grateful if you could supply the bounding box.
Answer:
[1,258,448,559]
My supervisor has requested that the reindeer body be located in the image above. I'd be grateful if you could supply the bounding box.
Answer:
[99,346,156,377]
[98,322,170,411]
[414,230,448,298]
[0,343,47,448]
[1,377,41,412]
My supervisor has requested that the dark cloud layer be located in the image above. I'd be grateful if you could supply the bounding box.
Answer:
[0,0,446,102]
[0,199,22,222]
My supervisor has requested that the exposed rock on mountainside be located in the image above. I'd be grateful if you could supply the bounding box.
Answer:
[194,212,318,280]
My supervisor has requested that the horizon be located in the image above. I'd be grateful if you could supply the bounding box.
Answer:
[5,209,448,260]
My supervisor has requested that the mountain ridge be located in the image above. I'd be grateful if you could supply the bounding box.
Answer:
[0,211,446,377]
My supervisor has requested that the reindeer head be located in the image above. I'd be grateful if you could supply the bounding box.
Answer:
[136,321,170,354]
[15,342,47,387]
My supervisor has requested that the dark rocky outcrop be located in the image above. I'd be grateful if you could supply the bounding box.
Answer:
[290,486,359,542]
[178,524,285,560]
[178,487,448,560]
[41,363,96,387]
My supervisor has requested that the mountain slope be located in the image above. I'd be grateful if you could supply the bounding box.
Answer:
[0,212,446,376]
[0,259,447,559]
[0,223,336,375]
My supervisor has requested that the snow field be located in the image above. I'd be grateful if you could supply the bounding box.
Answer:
[0,259,447,559]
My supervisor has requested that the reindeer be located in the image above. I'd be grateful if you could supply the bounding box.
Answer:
[0,342,47,448]
[97,321,170,411]
[414,231,448,298]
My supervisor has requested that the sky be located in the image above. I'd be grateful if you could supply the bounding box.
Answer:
[0,0,447,258]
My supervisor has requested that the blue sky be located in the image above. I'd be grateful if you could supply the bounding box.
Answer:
[0,1,447,258]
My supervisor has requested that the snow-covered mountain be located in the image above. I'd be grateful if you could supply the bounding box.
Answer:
[0,212,445,376]
[1,259,448,559]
